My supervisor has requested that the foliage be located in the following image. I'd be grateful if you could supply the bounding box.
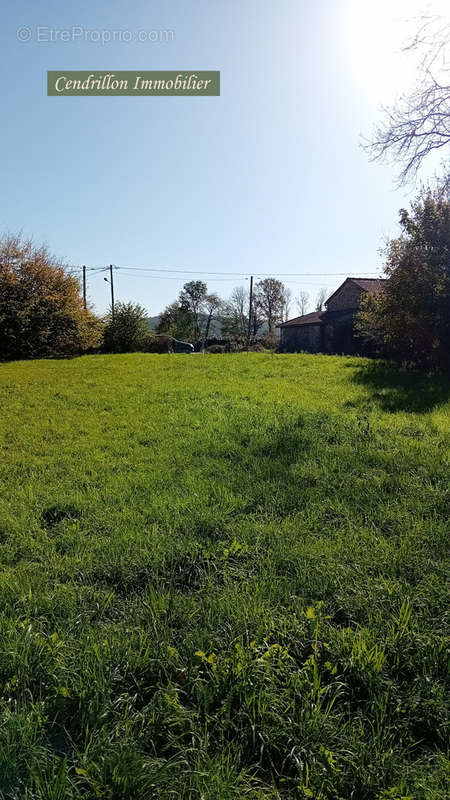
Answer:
[179,280,208,340]
[262,331,279,350]
[157,280,289,346]
[220,308,245,343]
[155,300,194,341]
[157,283,220,344]
[0,353,448,798]
[254,278,286,334]
[0,234,102,360]
[102,302,154,353]
[357,184,450,371]
[248,341,267,352]
[145,334,173,354]
[206,344,226,353]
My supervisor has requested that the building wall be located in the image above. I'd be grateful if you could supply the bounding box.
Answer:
[280,281,371,354]
[330,313,358,354]
[326,281,363,312]
[280,324,322,353]
[280,311,359,354]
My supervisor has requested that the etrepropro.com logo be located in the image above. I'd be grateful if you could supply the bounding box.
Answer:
[18,26,175,44]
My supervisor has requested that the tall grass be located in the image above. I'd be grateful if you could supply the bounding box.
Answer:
[0,354,448,799]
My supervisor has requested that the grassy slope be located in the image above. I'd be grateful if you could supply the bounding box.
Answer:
[0,353,448,800]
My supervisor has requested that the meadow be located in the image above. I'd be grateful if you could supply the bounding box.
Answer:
[0,353,448,800]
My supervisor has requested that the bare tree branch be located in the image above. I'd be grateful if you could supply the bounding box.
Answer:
[365,15,450,185]
[315,287,327,312]
[296,291,309,316]
[282,287,292,322]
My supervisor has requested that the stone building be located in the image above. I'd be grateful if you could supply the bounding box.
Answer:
[278,277,386,354]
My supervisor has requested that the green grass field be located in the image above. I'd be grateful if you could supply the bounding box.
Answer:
[0,353,448,800]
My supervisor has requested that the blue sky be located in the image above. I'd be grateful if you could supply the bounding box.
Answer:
[1,0,447,316]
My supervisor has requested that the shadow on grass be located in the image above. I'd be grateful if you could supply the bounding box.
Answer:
[351,360,450,413]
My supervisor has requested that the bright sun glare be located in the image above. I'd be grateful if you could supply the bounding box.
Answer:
[342,0,449,104]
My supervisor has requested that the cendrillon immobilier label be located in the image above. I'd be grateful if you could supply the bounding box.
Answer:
[47,71,220,96]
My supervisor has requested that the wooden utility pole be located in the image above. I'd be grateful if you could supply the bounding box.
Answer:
[246,275,253,350]
[82,265,87,310]
[109,264,115,325]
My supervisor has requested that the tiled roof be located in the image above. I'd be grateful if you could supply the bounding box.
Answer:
[324,277,386,307]
[350,278,386,293]
[278,311,325,328]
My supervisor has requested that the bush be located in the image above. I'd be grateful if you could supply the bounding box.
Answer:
[103,303,152,353]
[248,342,266,352]
[144,335,171,353]
[0,234,102,360]
[206,344,226,353]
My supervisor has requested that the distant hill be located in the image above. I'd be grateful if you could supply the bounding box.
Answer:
[147,316,161,330]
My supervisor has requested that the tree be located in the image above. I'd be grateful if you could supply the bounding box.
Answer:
[221,286,248,342]
[231,286,248,336]
[179,280,207,340]
[202,293,222,346]
[366,16,450,185]
[103,302,153,353]
[0,234,102,360]
[254,278,286,334]
[282,287,293,322]
[315,287,327,311]
[155,301,193,341]
[251,297,265,338]
[296,291,309,316]
[356,182,450,371]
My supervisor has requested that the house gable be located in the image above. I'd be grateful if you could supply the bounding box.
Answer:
[325,279,364,312]
[325,278,386,312]
[278,277,386,353]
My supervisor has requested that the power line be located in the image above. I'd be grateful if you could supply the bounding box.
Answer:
[112,271,247,282]
[122,267,379,277]
[72,265,380,278]
[107,273,339,286]
[114,267,354,276]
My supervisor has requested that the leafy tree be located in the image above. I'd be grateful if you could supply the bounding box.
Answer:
[0,234,102,360]
[356,183,450,371]
[103,302,153,353]
[179,280,207,340]
[251,296,266,338]
[254,278,285,334]
[156,300,194,341]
